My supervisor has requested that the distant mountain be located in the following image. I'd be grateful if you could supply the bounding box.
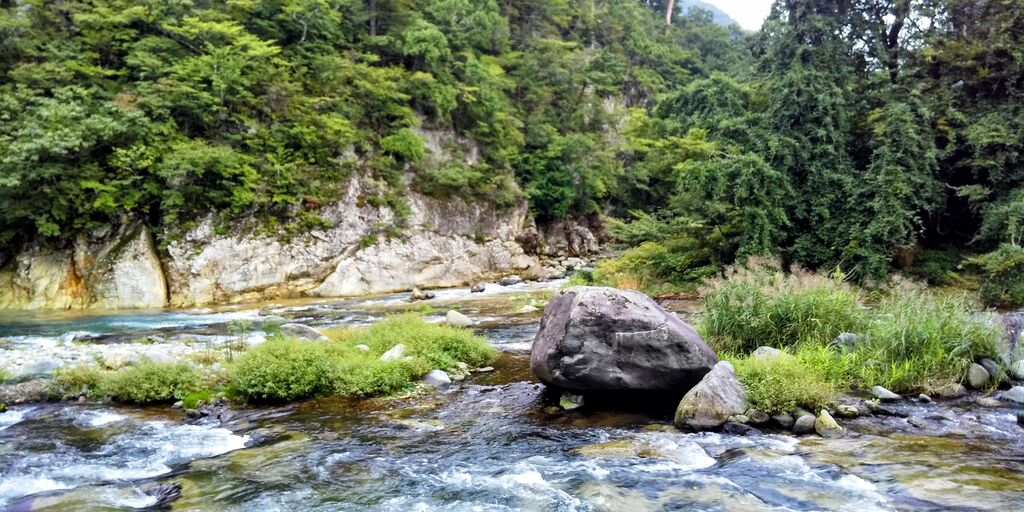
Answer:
[677,0,740,27]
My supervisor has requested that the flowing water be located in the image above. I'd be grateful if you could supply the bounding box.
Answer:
[1,281,1023,511]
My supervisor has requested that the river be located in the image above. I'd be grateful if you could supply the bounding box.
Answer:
[1,281,1023,511]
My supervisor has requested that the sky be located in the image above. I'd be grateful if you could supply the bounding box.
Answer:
[705,0,773,31]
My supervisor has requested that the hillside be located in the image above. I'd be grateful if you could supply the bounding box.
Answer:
[677,0,740,27]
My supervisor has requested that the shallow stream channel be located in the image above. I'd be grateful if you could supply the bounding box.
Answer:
[1,280,1023,511]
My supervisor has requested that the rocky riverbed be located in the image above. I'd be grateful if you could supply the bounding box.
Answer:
[2,281,1024,510]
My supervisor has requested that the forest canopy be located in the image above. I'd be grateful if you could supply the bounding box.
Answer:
[1,0,1022,300]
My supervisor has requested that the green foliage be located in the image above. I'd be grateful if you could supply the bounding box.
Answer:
[94,361,203,404]
[972,244,1024,308]
[231,314,497,401]
[732,355,836,415]
[703,262,1002,393]
[698,259,864,353]
[855,291,1001,392]
[51,365,104,400]
[0,368,11,383]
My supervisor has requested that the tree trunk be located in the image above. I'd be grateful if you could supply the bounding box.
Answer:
[369,0,378,36]
[665,0,675,26]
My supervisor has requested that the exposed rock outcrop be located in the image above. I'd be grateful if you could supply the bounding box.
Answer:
[530,286,717,392]
[0,224,167,310]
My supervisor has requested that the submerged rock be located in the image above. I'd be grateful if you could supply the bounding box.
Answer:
[793,414,816,435]
[871,386,901,402]
[422,370,452,387]
[445,310,474,328]
[918,394,933,403]
[532,286,717,393]
[815,410,843,438]
[559,392,585,411]
[279,323,329,341]
[968,363,991,389]
[410,288,436,301]
[144,482,183,508]
[674,362,748,430]
[470,282,487,293]
[976,397,1003,407]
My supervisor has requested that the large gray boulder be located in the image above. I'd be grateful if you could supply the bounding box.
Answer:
[674,362,748,430]
[531,286,717,392]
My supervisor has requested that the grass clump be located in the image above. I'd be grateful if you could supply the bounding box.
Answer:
[854,291,1001,392]
[231,314,497,402]
[731,354,836,415]
[702,259,1001,395]
[699,258,863,353]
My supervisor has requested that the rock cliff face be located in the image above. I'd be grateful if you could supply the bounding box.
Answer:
[0,224,167,310]
[1,177,597,310]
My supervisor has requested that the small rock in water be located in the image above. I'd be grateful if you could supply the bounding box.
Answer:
[144,482,183,508]
[745,409,770,425]
[421,370,452,387]
[793,414,817,435]
[499,275,523,286]
[772,413,795,429]
[474,366,495,373]
[674,361,748,431]
[560,392,585,411]
[864,400,908,418]
[517,304,539,314]
[968,363,991,389]
[1002,386,1024,404]
[722,422,758,436]
[976,397,1003,407]
[456,362,469,371]
[0,379,50,404]
[728,414,750,424]
[355,344,370,352]
[1009,360,1024,380]
[445,310,474,328]
[380,344,407,362]
[815,410,844,439]
[171,400,184,409]
[279,323,329,341]
[871,385,901,402]
[471,282,487,293]
[834,404,859,418]
[410,288,435,301]
[918,394,933,403]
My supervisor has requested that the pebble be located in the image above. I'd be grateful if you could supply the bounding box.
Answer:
[772,413,795,429]
[421,370,452,387]
[834,404,859,418]
[1001,386,1024,405]
[976,397,1004,407]
[815,410,844,439]
[968,363,991,389]
[474,366,495,373]
[918,394,932,403]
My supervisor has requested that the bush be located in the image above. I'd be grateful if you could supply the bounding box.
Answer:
[854,291,1001,392]
[699,259,864,353]
[972,244,1024,308]
[94,360,203,404]
[231,314,498,401]
[51,364,104,399]
[231,338,339,401]
[732,354,836,415]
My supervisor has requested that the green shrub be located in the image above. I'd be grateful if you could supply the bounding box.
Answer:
[231,314,498,401]
[699,259,864,353]
[231,338,338,401]
[972,244,1024,308]
[51,364,104,399]
[95,360,203,404]
[732,354,836,415]
[0,368,12,382]
[905,246,962,286]
[854,291,1000,392]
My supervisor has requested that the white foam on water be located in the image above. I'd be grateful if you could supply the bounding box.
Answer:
[433,459,584,510]
[0,415,249,508]
[632,433,717,471]
[0,476,72,503]
[0,406,32,431]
